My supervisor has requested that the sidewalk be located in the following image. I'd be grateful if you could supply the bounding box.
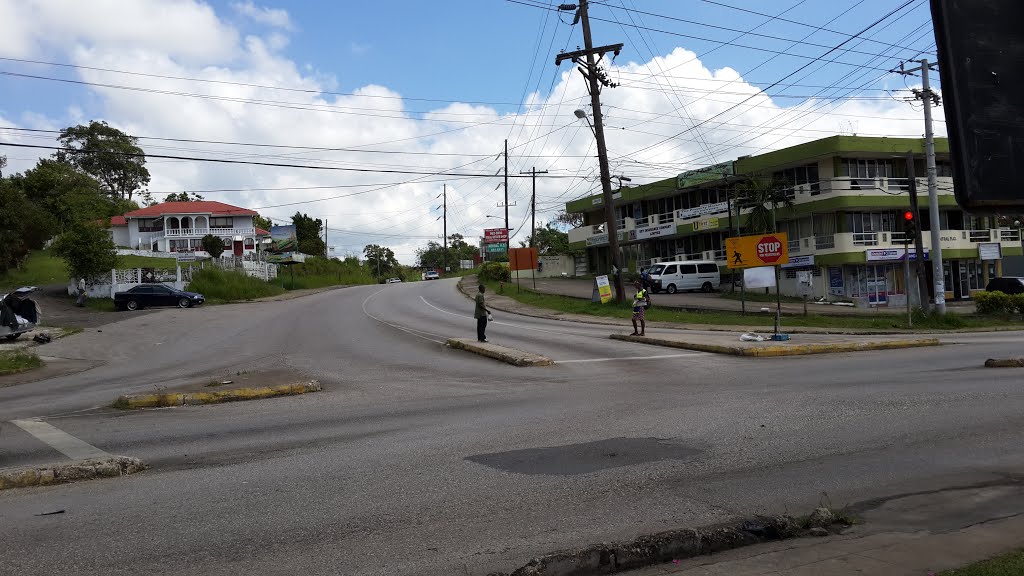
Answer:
[527,278,977,317]
[626,483,1024,576]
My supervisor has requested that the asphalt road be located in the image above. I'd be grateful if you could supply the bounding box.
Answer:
[1,279,1022,575]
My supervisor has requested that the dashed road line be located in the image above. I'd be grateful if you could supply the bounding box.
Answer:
[11,418,110,460]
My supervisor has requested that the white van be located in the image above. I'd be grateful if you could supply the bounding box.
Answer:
[646,260,720,294]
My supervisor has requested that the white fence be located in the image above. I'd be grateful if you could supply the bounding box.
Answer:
[68,257,278,298]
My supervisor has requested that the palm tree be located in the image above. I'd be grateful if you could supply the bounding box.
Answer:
[731,177,794,235]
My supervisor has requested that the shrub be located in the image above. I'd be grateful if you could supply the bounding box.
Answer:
[975,291,1014,315]
[201,234,224,258]
[1013,293,1024,315]
[186,267,284,301]
[479,261,510,283]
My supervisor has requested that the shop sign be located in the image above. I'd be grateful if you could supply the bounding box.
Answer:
[676,201,728,221]
[865,248,929,261]
[979,242,1002,260]
[782,255,815,269]
[635,223,674,240]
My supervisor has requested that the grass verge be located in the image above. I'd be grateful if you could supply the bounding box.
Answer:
[2,251,178,290]
[719,289,807,304]
[0,350,43,376]
[187,267,285,301]
[942,548,1024,575]
[481,280,1024,331]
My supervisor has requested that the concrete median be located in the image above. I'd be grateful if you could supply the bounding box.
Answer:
[610,333,941,357]
[113,380,322,409]
[447,338,553,367]
[0,455,146,490]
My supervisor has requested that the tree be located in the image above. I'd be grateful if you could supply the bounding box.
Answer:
[0,155,6,178]
[732,177,793,235]
[0,179,56,273]
[554,209,584,228]
[164,192,205,203]
[50,220,118,282]
[253,214,273,232]
[520,222,579,256]
[201,234,225,258]
[363,244,399,279]
[292,212,326,256]
[415,240,445,270]
[56,121,151,201]
[17,159,110,231]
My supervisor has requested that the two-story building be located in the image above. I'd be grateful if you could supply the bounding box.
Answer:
[108,201,270,256]
[566,136,1024,306]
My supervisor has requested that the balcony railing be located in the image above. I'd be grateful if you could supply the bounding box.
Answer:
[711,249,726,261]
[788,239,800,254]
[852,232,879,246]
[164,227,256,238]
[999,229,1021,242]
[969,230,992,242]
[815,234,836,249]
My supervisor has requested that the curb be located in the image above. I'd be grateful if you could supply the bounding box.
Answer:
[0,456,146,491]
[610,334,941,357]
[985,358,1024,368]
[113,380,322,409]
[492,514,844,576]
[447,338,553,367]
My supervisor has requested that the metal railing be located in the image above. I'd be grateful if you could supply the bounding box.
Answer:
[969,230,993,242]
[1000,229,1021,242]
[164,227,256,238]
[788,239,800,254]
[815,235,836,249]
[852,232,879,246]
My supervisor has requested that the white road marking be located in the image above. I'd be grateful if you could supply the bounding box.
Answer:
[419,296,598,339]
[555,353,703,364]
[363,289,447,344]
[11,419,111,460]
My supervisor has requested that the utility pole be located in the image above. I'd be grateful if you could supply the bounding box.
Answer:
[443,184,447,274]
[556,1,626,302]
[504,139,509,234]
[520,167,548,248]
[906,154,929,311]
[900,59,946,313]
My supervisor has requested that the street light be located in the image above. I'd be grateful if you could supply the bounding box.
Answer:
[574,108,625,303]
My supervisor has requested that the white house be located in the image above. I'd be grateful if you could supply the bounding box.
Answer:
[107,201,270,256]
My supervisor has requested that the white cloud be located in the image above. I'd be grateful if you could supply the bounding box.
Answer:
[231,1,293,31]
[0,5,945,264]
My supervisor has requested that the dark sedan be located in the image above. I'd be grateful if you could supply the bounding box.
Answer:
[114,284,205,311]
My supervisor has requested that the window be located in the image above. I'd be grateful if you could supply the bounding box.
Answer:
[137,218,163,232]
[664,265,678,274]
[840,158,903,190]
[244,238,255,249]
[935,161,953,178]
[697,263,718,273]
[151,286,171,295]
[210,217,233,229]
[222,237,232,248]
[680,264,697,274]
[773,163,821,195]
[130,286,153,294]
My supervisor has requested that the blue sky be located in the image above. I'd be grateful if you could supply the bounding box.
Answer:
[0,0,940,261]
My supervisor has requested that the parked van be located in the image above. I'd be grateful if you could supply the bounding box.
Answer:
[646,260,720,294]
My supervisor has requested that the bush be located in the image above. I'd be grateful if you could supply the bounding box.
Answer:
[201,234,224,258]
[975,291,1015,315]
[1013,293,1024,315]
[479,261,510,283]
[911,307,968,329]
[186,267,285,301]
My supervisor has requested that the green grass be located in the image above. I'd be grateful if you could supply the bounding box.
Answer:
[271,257,378,290]
[84,298,117,312]
[719,289,807,304]
[1,251,177,290]
[186,268,285,302]
[482,280,1024,331]
[0,350,43,376]
[942,548,1024,575]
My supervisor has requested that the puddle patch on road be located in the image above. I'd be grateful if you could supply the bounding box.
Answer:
[466,436,700,475]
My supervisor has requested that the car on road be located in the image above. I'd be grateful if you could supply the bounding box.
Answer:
[985,277,1024,295]
[386,278,402,284]
[647,260,720,294]
[424,271,440,280]
[115,284,205,311]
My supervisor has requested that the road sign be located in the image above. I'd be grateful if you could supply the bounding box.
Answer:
[484,242,507,253]
[483,228,509,243]
[725,232,789,269]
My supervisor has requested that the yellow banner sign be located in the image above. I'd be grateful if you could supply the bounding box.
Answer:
[725,232,789,269]
[693,217,720,231]
[595,275,613,304]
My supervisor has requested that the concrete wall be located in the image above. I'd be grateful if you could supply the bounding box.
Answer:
[537,255,576,278]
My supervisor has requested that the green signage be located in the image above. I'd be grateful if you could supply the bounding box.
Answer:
[677,161,734,189]
[485,242,508,253]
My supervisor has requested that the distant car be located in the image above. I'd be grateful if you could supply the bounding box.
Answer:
[115,284,205,311]
[386,278,402,284]
[985,277,1024,295]
[424,271,440,280]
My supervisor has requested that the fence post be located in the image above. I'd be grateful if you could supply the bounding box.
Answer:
[111,269,116,300]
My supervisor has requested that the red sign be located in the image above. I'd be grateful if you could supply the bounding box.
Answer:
[484,228,509,243]
[756,236,784,264]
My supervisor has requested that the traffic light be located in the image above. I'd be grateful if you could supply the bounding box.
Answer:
[902,210,918,240]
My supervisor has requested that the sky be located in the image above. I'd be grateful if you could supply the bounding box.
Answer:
[0,0,945,263]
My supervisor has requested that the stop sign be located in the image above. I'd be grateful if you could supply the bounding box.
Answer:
[756,236,784,264]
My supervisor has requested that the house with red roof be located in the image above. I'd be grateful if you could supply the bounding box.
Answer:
[107,201,270,256]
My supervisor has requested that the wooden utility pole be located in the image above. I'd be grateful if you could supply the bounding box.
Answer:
[442,184,447,274]
[556,1,625,302]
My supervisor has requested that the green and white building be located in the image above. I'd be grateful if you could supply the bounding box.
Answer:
[566,136,1023,306]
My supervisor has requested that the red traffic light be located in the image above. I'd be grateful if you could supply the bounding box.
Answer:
[903,210,915,221]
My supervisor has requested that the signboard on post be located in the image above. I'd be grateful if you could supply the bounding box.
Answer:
[483,228,509,243]
[175,253,196,263]
[484,242,508,253]
[594,274,613,304]
[724,232,789,269]
[508,247,538,271]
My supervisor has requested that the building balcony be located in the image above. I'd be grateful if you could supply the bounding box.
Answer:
[568,219,636,245]
[146,227,257,241]
[805,229,1016,257]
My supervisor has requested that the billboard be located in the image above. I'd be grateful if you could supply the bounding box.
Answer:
[931,0,1024,211]
[509,247,538,272]
[676,161,734,189]
[483,228,509,243]
[269,225,298,253]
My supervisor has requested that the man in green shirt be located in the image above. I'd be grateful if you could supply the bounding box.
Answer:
[474,284,492,342]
